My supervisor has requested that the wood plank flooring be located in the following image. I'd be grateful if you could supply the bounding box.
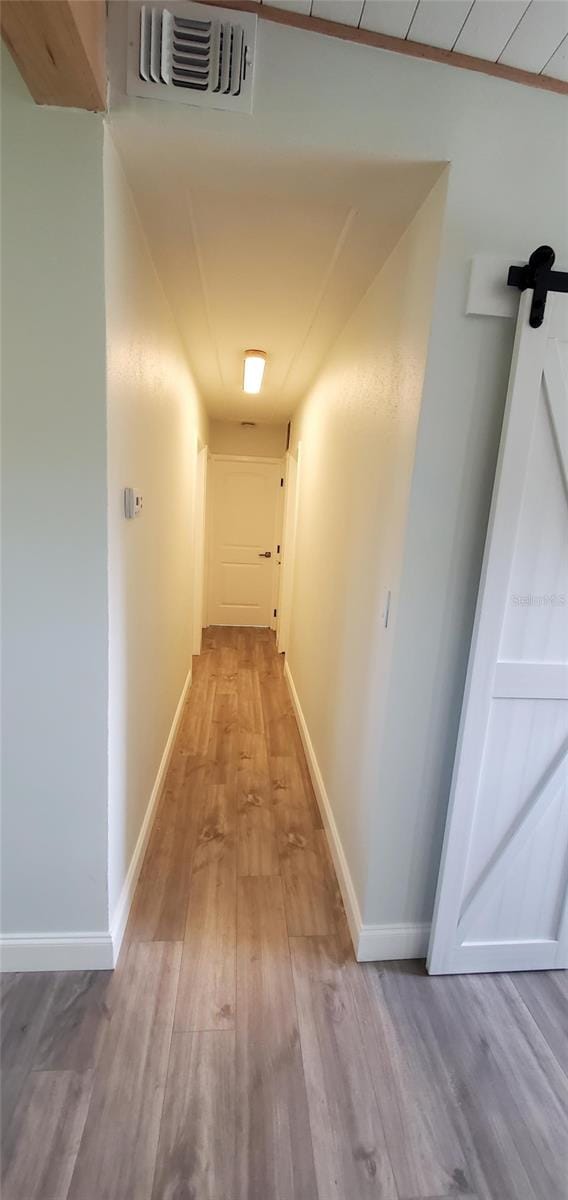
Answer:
[1,627,567,1200]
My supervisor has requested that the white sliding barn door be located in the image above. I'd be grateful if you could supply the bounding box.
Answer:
[428,291,568,975]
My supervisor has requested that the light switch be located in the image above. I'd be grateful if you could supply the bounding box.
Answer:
[124,487,143,519]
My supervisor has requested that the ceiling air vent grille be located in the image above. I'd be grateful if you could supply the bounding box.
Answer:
[127,2,256,113]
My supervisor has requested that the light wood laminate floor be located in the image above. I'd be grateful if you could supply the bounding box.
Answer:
[2,628,567,1199]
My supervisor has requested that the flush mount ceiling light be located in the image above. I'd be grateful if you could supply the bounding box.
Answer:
[243,350,267,394]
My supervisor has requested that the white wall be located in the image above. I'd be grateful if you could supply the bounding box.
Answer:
[109,19,568,942]
[104,132,208,936]
[0,58,209,965]
[241,22,567,941]
[288,177,447,915]
[367,124,568,936]
[1,49,109,940]
[4,17,567,964]
[209,420,287,457]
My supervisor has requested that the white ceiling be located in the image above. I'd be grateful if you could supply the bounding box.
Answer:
[108,0,567,424]
[125,146,440,420]
[263,0,568,82]
[109,76,443,420]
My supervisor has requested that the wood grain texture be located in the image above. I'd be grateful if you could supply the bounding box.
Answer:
[2,1069,93,1200]
[513,969,568,1080]
[236,876,318,1199]
[1,971,57,1149]
[356,961,474,1198]
[0,968,111,1185]
[262,695,297,755]
[125,823,196,943]
[212,643,239,694]
[4,630,568,1200]
[373,961,568,1200]
[68,941,181,1200]
[34,969,112,1072]
[152,1030,235,1200]
[237,731,279,876]
[209,690,240,765]
[288,720,324,829]
[290,934,397,1199]
[1,0,106,110]
[238,785,279,876]
[279,828,339,935]
[126,752,212,944]
[270,754,315,841]
[238,666,265,734]
[175,785,236,1031]
[176,677,216,759]
[473,974,568,1197]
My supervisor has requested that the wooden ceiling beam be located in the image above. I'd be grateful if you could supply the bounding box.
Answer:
[1,0,106,111]
[202,0,568,97]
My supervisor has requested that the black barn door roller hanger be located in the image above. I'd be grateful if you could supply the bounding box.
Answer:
[507,245,568,329]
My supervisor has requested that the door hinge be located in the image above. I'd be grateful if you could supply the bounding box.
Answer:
[280,478,284,487]
[274,608,277,618]
[277,544,280,554]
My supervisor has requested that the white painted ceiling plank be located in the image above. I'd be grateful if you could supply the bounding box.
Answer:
[359,0,418,38]
[454,0,530,61]
[407,0,474,50]
[262,0,313,14]
[499,0,568,73]
[542,32,568,80]
[311,0,365,26]
[114,126,442,420]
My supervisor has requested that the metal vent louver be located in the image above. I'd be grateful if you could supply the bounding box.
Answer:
[127,2,256,113]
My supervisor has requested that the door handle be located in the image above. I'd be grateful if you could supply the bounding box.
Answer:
[258,551,272,558]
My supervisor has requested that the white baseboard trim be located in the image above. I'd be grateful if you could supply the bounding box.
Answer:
[357,922,430,962]
[110,665,193,963]
[284,660,363,954]
[0,933,114,973]
[284,660,430,964]
[0,667,193,975]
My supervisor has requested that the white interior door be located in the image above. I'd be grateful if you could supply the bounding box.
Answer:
[207,456,282,627]
[428,289,568,975]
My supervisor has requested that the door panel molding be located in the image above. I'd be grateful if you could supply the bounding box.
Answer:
[457,738,568,940]
[428,291,568,975]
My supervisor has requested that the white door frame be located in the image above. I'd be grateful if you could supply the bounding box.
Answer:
[428,290,568,975]
[272,467,285,632]
[192,442,208,654]
[206,455,284,629]
[277,444,301,654]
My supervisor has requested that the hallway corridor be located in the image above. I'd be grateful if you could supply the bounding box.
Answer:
[2,630,567,1200]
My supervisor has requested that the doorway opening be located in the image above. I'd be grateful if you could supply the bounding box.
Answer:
[206,454,283,629]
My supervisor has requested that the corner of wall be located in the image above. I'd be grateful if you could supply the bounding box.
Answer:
[109,664,193,963]
[285,165,450,955]
[285,659,430,961]
[1,45,110,969]
[103,124,209,951]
